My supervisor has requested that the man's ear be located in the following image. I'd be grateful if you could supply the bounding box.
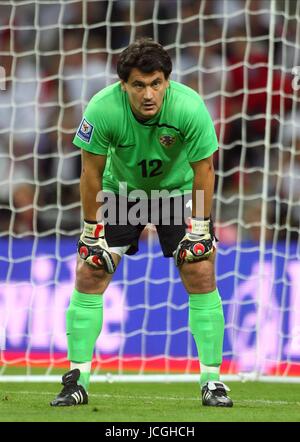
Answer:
[120,80,126,92]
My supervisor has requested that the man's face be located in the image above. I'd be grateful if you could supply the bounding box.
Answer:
[121,68,169,120]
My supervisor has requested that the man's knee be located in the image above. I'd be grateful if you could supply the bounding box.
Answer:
[75,258,111,293]
[180,259,216,294]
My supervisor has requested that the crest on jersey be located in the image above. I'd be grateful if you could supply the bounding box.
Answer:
[159,134,176,148]
[77,118,94,143]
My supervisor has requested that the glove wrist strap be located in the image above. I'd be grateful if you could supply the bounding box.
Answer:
[83,220,105,239]
[187,217,210,236]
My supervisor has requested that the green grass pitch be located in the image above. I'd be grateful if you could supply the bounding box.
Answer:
[0,381,299,422]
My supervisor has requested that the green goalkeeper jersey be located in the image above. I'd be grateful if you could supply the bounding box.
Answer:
[73,80,218,197]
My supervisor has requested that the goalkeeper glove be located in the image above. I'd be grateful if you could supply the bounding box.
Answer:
[77,220,116,274]
[174,217,214,267]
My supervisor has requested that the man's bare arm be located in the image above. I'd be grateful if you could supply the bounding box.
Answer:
[80,150,107,222]
[77,150,115,273]
[174,154,215,265]
[190,155,215,219]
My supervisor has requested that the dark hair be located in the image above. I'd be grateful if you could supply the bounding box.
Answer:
[117,38,172,82]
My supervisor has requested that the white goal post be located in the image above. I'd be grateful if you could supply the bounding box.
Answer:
[0,0,300,383]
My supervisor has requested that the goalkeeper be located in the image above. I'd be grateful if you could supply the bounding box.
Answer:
[50,38,233,408]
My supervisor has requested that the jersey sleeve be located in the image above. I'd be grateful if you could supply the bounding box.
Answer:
[184,98,219,162]
[73,98,110,155]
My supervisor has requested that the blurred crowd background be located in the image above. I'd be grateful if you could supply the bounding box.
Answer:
[0,0,299,244]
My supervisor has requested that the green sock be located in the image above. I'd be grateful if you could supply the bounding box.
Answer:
[70,367,91,392]
[66,288,103,391]
[189,288,225,386]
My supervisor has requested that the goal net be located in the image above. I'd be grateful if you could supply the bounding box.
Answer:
[1,0,300,382]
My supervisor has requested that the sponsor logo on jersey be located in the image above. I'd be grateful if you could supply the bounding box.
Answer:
[76,118,94,143]
[159,134,176,147]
